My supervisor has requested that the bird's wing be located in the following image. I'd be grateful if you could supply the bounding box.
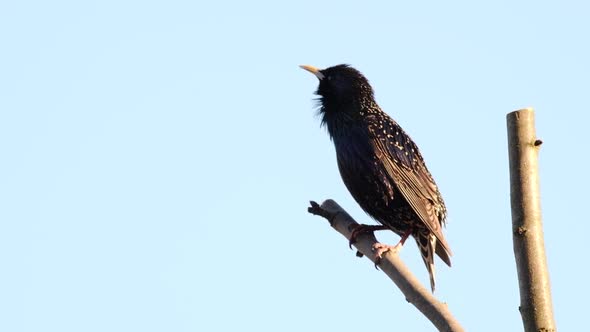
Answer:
[368,116,452,255]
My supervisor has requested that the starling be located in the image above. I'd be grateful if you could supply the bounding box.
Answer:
[301,64,452,292]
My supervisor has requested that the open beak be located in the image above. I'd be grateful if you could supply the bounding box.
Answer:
[299,65,325,80]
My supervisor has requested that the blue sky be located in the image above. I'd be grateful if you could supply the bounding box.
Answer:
[1,1,588,331]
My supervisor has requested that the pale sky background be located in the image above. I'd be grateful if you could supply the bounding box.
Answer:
[1,1,588,331]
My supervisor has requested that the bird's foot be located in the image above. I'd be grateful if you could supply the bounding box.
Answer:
[348,224,389,249]
[371,242,402,268]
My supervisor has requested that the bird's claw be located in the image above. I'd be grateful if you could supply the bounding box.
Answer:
[348,224,388,249]
[348,225,363,249]
[371,242,401,269]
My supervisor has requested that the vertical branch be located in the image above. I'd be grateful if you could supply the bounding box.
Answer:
[506,108,556,332]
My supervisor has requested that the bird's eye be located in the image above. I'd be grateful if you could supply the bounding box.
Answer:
[326,75,332,81]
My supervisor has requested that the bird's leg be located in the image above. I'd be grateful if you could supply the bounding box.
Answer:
[372,228,413,267]
[348,224,389,249]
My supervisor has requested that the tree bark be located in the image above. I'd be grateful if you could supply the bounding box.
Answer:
[506,108,556,332]
[308,199,464,332]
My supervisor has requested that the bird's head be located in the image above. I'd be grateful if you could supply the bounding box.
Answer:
[300,64,374,107]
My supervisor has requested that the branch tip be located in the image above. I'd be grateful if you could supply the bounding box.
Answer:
[308,201,338,225]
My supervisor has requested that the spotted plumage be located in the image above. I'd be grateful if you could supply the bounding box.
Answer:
[301,64,452,291]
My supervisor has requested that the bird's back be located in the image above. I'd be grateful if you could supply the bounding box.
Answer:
[332,103,451,265]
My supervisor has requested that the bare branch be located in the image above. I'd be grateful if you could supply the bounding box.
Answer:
[507,108,556,332]
[308,199,464,332]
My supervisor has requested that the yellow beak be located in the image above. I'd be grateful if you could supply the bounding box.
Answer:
[299,65,325,80]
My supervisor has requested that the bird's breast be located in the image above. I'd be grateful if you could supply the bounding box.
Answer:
[333,130,398,212]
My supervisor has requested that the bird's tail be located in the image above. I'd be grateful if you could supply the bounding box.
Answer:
[415,233,438,292]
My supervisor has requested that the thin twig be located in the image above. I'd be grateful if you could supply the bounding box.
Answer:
[308,199,464,332]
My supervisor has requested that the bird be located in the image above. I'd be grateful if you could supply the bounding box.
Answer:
[300,64,452,292]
